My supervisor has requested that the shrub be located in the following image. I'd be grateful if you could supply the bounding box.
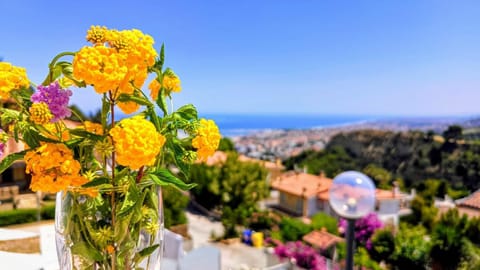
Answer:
[274,241,333,270]
[311,212,338,234]
[163,186,189,228]
[41,204,56,220]
[279,216,312,242]
[339,212,383,249]
[0,208,39,226]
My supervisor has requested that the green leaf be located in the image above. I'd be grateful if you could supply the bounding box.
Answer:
[101,94,110,128]
[0,151,26,174]
[114,216,132,243]
[134,244,160,263]
[118,184,140,218]
[167,139,190,176]
[156,88,168,116]
[70,241,103,262]
[175,104,198,121]
[81,177,110,188]
[155,43,165,71]
[64,138,84,148]
[0,108,20,123]
[69,129,104,141]
[131,190,148,223]
[147,174,169,187]
[150,168,196,190]
[22,128,41,148]
[117,93,152,107]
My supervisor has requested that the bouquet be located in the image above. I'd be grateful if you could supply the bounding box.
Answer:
[0,26,220,270]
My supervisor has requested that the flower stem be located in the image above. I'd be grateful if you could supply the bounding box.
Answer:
[108,91,117,270]
[136,166,144,183]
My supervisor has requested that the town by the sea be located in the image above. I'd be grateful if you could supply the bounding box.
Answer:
[202,113,474,137]
[203,113,478,161]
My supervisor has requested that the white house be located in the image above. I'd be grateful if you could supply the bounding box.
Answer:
[271,171,409,226]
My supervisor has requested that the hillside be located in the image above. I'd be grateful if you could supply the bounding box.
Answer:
[285,129,480,193]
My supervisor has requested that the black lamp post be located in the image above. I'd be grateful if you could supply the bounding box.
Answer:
[328,171,376,270]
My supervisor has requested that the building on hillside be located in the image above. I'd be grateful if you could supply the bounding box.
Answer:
[455,190,480,218]
[270,172,332,217]
[271,171,410,227]
[303,228,343,259]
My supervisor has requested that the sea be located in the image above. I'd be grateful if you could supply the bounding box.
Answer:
[201,113,475,137]
[115,111,475,138]
[201,114,378,137]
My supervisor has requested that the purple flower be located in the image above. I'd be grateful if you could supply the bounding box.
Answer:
[0,129,6,158]
[31,82,72,122]
[338,212,383,249]
[0,142,5,158]
[274,241,330,270]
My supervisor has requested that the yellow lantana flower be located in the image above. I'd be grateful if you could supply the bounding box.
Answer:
[117,101,140,115]
[148,72,181,101]
[29,102,53,125]
[72,45,128,94]
[83,121,103,135]
[25,143,87,193]
[73,26,157,98]
[0,62,29,100]
[192,119,221,161]
[109,116,166,170]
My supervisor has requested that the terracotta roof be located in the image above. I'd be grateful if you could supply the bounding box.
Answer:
[456,190,480,210]
[270,171,405,202]
[203,151,228,166]
[319,180,406,201]
[375,189,406,200]
[303,228,343,250]
[271,172,332,198]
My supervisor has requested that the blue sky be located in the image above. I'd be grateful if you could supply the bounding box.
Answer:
[1,0,479,116]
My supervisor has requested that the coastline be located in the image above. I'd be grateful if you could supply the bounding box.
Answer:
[228,115,476,161]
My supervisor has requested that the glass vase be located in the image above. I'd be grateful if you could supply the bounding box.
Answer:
[54,181,164,270]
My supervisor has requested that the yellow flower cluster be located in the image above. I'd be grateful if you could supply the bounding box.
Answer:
[163,74,182,94]
[83,121,103,135]
[0,62,29,100]
[192,119,221,161]
[109,117,166,170]
[42,123,70,141]
[117,101,140,115]
[148,73,182,101]
[73,46,127,94]
[29,102,53,125]
[25,143,87,193]
[73,26,157,115]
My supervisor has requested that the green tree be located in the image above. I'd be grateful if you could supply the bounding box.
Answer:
[284,146,359,178]
[354,247,383,270]
[404,196,437,230]
[218,137,235,152]
[363,163,392,189]
[162,186,189,228]
[390,224,431,270]
[430,209,469,270]
[370,228,395,263]
[188,152,269,237]
[443,125,463,143]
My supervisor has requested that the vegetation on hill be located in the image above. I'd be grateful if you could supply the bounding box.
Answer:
[285,126,479,194]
